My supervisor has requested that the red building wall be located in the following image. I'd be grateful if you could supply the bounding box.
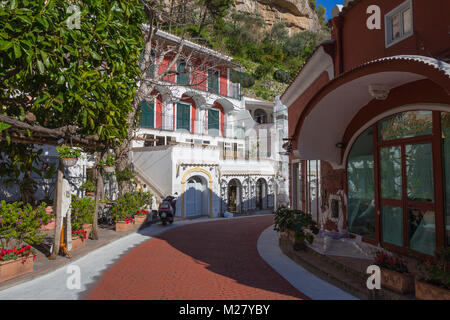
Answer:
[335,0,450,74]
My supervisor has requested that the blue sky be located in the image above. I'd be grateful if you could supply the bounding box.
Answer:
[316,0,344,20]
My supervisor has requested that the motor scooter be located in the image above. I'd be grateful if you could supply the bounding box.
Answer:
[158,195,176,225]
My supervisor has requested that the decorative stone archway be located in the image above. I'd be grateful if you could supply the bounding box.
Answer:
[181,167,213,218]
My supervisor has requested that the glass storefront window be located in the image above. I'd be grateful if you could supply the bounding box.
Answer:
[378,111,432,141]
[347,127,375,239]
[382,206,403,247]
[405,143,434,202]
[380,146,402,200]
[408,208,436,256]
[442,112,450,246]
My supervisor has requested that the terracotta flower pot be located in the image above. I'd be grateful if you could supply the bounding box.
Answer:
[0,255,34,283]
[40,217,56,230]
[380,268,415,294]
[415,278,450,300]
[60,158,77,167]
[103,166,115,173]
[70,235,86,252]
[83,224,93,239]
[115,221,133,232]
[134,215,148,225]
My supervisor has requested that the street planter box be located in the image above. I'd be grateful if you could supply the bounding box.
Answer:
[0,255,34,283]
[70,235,86,252]
[115,221,133,232]
[134,215,148,225]
[40,206,55,230]
[380,268,415,294]
[415,278,450,300]
[40,217,55,230]
[83,224,92,240]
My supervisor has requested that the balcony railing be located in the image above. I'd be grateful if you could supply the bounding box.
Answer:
[138,111,246,139]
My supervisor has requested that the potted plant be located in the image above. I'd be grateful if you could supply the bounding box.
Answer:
[110,193,137,232]
[80,180,96,196]
[56,145,82,167]
[374,250,414,294]
[134,209,149,225]
[71,196,95,242]
[70,229,87,252]
[99,154,116,173]
[0,201,50,282]
[415,247,450,300]
[273,208,319,250]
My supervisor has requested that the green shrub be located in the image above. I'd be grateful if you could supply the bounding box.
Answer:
[99,154,115,167]
[56,145,82,159]
[71,196,95,231]
[274,207,319,244]
[80,180,96,193]
[0,200,51,249]
[422,247,450,289]
[273,69,291,83]
[110,191,152,222]
[253,63,273,80]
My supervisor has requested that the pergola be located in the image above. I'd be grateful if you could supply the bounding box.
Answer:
[0,113,109,259]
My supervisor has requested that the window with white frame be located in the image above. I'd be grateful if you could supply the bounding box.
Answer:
[385,0,413,47]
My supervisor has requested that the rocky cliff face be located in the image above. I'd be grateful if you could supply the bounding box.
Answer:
[233,0,321,34]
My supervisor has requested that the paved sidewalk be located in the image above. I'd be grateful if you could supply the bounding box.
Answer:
[257,226,357,300]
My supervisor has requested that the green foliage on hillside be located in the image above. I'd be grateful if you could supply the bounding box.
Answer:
[172,3,331,100]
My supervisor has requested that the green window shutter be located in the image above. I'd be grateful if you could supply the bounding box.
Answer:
[148,51,155,78]
[176,103,190,132]
[208,109,220,136]
[208,69,219,94]
[177,61,189,85]
[139,100,154,128]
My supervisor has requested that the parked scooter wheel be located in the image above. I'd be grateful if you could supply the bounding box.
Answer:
[162,220,167,226]
[169,218,173,224]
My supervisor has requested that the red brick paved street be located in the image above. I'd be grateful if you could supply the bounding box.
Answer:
[86,215,309,300]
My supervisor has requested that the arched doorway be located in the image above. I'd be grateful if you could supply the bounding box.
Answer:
[185,175,208,217]
[256,178,268,210]
[228,179,242,213]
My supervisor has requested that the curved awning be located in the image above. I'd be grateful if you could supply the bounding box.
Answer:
[293,55,450,166]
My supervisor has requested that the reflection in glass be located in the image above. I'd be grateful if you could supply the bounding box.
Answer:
[442,112,450,246]
[392,13,401,40]
[403,8,412,34]
[379,111,432,141]
[406,143,434,202]
[382,206,403,247]
[380,146,402,200]
[408,208,435,256]
[347,128,375,238]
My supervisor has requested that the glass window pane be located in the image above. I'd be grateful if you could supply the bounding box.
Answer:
[380,146,402,200]
[208,69,219,94]
[392,13,401,40]
[379,111,433,141]
[347,127,375,238]
[208,109,220,136]
[382,206,403,246]
[176,103,190,132]
[406,143,434,202]
[403,8,412,34]
[442,112,450,246]
[177,61,189,85]
[408,208,435,256]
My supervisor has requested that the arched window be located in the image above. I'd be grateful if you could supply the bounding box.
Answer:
[347,127,375,239]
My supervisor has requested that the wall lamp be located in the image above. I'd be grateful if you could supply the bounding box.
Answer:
[336,142,345,149]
